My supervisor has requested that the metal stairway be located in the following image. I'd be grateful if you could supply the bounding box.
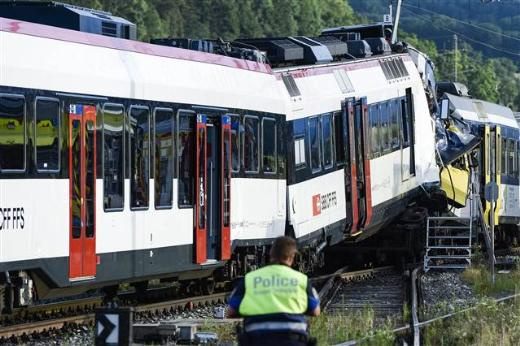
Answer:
[424,215,472,271]
[424,166,496,271]
[424,169,475,271]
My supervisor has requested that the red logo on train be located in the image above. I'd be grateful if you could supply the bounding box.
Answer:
[312,194,321,216]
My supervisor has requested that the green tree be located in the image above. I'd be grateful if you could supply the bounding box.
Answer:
[270,0,298,36]
[491,58,520,109]
[319,0,357,29]
[295,0,321,36]
[399,32,438,60]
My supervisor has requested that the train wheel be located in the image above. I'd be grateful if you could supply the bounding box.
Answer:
[133,281,148,293]
[1,284,13,314]
[102,285,119,304]
[201,278,215,295]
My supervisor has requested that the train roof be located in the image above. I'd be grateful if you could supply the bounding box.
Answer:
[0,16,273,74]
[0,1,403,73]
[0,15,423,119]
[446,93,518,129]
[0,15,411,78]
[0,1,136,40]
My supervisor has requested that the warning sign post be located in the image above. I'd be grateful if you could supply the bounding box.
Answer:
[95,307,133,346]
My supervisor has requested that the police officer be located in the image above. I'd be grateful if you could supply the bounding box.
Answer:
[227,236,320,345]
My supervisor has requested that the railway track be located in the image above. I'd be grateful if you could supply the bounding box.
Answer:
[321,266,405,325]
[0,266,408,341]
[0,291,229,340]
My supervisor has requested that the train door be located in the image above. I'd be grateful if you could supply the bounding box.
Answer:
[405,88,416,178]
[399,97,411,182]
[482,125,502,227]
[335,110,352,232]
[344,98,372,234]
[68,104,97,280]
[194,114,231,264]
[494,126,502,225]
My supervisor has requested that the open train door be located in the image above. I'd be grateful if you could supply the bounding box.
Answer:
[68,104,97,280]
[401,88,416,181]
[343,98,373,235]
[194,113,231,264]
[195,114,208,264]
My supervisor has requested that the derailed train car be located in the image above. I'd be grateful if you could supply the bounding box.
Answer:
[0,2,439,312]
[438,91,520,241]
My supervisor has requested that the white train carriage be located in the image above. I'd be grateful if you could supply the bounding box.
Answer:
[0,14,439,308]
[0,17,287,297]
[282,55,439,243]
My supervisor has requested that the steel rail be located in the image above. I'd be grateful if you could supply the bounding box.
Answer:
[416,291,520,328]
[0,291,230,339]
[0,314,94,338]
[312,265,395,283]
[1,266,401,340]
[332,265,414,345]
[411,266,421,346]
[337,273,520,345]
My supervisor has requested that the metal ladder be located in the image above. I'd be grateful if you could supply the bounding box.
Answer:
[424,172,477,271]
[424,215,473,271]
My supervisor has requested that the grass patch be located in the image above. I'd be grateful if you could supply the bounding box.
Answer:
[461,266,520,296]
[199,321,240,343]
[423,297,520,345]
[198,309,397,345]
[309,309,395,345]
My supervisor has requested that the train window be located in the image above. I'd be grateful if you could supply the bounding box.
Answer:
[507,139,515,176]
[154,108,174,209]
[308,116,321,173]
[380,103,390,151]
[262,118,277,173]
[103,104,125,211]
[501,138,507,175]
[35,97,60,172]
[369,104,380,157]
[400,98,409,147]
[512,139,517,176]
[71,119,81,239]
[333,112,345,165]
[518,141,520,178]
[85,120,95,238]
[243,115,259,173]
[130,106,150,209]
[0,94,25,172]
[405,88,416,176]
[321,113,333,168]
[178,110,195,207]
[294,137,306,167]
[230,114,240,172]
[390,100,400,149]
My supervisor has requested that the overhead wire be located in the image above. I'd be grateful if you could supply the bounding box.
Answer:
[401,7,520,57]
[402,3,520,42]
